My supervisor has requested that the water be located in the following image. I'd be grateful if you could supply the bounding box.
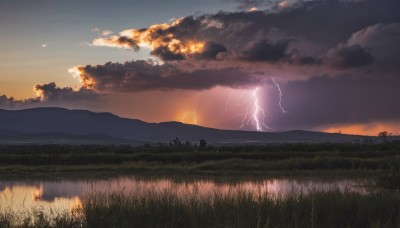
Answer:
[0,177,366,214]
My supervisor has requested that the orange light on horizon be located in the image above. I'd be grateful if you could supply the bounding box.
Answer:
[322,122,400,136]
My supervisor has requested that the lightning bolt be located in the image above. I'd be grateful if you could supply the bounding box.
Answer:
[252,88,270,131]
[239,104,250,129]
[181,112,197,125]
[181,95,199,125]
[237,87,271,132]
[271,77,288,114]
[225,90,233,111]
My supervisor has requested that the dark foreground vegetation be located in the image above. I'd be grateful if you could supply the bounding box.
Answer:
[0,142,399,227]
[1,189,400,228]
[0,141,399,177]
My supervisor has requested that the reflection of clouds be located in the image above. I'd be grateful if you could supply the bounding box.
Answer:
[38,181,86,202]
[32,187,43,201]
[0,177,365,214]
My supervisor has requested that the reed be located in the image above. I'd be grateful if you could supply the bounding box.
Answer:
[1,189,399,227]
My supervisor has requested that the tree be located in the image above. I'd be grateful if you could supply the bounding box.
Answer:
[199,139,207,149]
[172,137,182,147]
[378,131,388,143]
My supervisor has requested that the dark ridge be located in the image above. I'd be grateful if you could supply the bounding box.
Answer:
[0,107,378,145]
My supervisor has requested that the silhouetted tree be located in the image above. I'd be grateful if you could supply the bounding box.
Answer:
[199,139,207,149]
[172,137,182,147]
[378,131,388,143]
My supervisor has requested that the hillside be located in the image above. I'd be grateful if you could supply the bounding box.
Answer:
[0,108,375,144]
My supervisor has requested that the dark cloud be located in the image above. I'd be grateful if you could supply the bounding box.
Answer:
[326,44,375,68]
[34,82,97,102]
[0,95,40,109]
[75,60,264,92]
[231,0,296,11]
[93,0,400,66]
[268,73,400,130]
[116,36,140,50]
[346,23,400,69]
[0,83,98,109]
[196,41,227,60]
[239,39,291,62]
[3,0,396,132]
[82,0,400,103]
[150,46,185,61]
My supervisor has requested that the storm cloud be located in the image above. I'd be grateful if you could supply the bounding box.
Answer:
[268,73,400,130]
[2,0,399,133]
[92,0,400,66]
[72,60,264,92]
[325,44,375,68]
[0,83,98,109]
[0,95,40,109]
[82,0,400,92]
[34,82,97,102]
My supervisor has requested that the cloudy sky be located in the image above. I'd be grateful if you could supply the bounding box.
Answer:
[1,0,399,135]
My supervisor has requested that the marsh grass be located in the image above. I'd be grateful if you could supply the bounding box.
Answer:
[1,189,399,228]
[0,143,399,178]
[0,207,83,228]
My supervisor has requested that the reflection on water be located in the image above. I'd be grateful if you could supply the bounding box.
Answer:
[0,177,365,214]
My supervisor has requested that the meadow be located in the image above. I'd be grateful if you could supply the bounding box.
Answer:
[0,142,399,178]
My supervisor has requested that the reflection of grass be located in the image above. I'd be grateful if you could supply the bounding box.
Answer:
[0,207,83,228]
[1,189,400,227]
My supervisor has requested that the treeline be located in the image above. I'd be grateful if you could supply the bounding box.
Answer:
[0,140,399,155]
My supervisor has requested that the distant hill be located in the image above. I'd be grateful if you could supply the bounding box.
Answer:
[0,107,376,145]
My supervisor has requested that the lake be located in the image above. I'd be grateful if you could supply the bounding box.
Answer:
[0,176,367,215]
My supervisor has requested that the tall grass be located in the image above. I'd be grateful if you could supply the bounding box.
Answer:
[1,189,399,227]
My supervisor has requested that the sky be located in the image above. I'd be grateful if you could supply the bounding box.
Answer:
[1,0,399,135]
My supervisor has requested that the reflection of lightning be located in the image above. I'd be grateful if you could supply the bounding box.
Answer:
[271,78,287,114]
[238,87,271,132]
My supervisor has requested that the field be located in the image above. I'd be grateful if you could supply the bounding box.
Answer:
[0,142,399,178]
[0,142,399,227]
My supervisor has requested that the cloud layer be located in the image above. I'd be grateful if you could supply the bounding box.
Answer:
[2,0,399,133]
[1,83,98,109]
[86,0,399,92]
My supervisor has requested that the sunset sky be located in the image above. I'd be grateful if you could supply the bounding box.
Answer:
[1,0,399,135]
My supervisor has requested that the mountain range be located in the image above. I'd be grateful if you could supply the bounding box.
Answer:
[0,107,376,145]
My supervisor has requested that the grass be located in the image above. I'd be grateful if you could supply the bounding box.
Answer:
[0,143,398,227]
[1,189,400,227]
[0,142,399,178]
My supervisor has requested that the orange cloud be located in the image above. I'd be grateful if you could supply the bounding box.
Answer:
[92,19,205,60]
[68,67,96,90]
